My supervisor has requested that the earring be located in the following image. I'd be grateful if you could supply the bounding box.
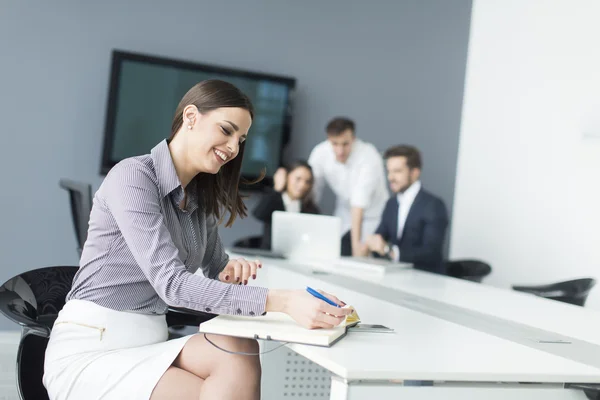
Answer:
[188,124,192,130]
[187,120,193,129]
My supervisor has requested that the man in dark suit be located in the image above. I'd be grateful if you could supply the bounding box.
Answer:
[364,145,448,274]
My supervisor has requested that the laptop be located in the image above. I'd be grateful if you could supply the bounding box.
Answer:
[334,256,412,273]
[228,246,285,260]
[271,211,342,261]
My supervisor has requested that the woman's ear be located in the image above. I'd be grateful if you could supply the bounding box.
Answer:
[182,105,199,127]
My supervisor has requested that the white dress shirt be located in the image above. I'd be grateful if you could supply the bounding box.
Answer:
[308,138,388,239]
[392,180,422,261]
[281,192,301,213]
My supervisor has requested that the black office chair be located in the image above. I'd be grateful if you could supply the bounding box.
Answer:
[584,386,600,400]
[566,383,600,400]
[233,235,263,249]
[445,259,492,283]
[512,278,597,307]
[586,389,600,400]
[58,179,93,256]
[0,266,216,400]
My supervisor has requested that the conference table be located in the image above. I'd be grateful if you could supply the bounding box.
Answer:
[224,250,600,400]
[301,257,600,370]
[372,269,600,346]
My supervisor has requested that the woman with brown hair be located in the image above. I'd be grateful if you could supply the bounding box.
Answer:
[42,80,350,400]
[253,161,320,249]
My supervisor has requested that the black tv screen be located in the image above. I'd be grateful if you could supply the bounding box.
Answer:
[100,50,295,188]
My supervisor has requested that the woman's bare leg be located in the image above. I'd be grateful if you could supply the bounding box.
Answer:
[173,334,261,400]
[150,366,203,400]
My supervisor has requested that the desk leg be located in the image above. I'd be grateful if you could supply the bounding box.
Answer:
[330,377,584,400]
[329,377,349,400]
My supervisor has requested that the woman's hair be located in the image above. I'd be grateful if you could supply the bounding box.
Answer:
[168,79,260,227]
[283,160,318,209]
[285,160,313,183]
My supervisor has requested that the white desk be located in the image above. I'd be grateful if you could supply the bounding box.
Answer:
[366,267,600,346]
[301,255,600,346]
[241,257,600,400]
[275,255,600,369]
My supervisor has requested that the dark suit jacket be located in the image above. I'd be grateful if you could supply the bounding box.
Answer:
[375,188,448,274]
[253,190,320,249]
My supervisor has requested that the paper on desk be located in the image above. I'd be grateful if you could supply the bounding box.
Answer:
[344,307,361,326]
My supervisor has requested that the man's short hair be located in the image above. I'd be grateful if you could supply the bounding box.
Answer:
[326,117,355,136]
[383,145,422,170]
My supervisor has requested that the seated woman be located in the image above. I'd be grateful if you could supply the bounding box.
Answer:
[253,161,320,249]
[42,80,350,400]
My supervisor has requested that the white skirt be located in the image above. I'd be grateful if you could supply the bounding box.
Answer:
[43,299,194,400]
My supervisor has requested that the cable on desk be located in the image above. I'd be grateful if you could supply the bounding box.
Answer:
[203,334,289,355]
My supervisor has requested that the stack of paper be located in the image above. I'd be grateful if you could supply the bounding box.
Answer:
[199,308,360,347]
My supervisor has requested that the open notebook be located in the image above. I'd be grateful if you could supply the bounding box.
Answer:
[199,308,361,348]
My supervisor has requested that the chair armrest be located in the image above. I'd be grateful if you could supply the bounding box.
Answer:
[166,306,217,328]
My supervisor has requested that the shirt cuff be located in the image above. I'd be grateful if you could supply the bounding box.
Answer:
[228,285,269,317]
[392,245,401,262]
[206,252,229,279]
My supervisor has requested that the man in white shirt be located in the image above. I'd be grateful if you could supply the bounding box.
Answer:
[364,145,448,274]
[308,117,388,256]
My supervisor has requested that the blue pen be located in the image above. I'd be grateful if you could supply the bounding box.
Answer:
[306,286,340,308]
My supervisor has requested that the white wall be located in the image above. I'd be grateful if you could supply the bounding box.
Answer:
[451,0,600,309]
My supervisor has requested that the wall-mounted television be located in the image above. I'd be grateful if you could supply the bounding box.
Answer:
[100,50,296,189]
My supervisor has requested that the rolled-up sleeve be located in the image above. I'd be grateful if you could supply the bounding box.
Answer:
[104,160,268,316]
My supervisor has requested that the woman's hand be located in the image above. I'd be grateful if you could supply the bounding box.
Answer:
[273,167,287,192]
[266,289,353,329]
[218,258,262,285]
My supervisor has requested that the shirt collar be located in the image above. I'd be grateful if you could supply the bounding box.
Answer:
[151,140,182,199]
[345,139,360,164]
[186,179,199,211]
[397,180,422,203]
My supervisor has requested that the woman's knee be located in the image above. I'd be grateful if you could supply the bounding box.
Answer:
[178,335,260,372]
[229,337,259,355]
[216,337,260,373]
[216,336,260,366]
[203,334,258,355]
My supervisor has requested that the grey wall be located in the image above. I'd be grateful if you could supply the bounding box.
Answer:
[0,0,472,330]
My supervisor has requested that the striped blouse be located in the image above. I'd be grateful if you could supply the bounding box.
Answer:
[66,140,268,317]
